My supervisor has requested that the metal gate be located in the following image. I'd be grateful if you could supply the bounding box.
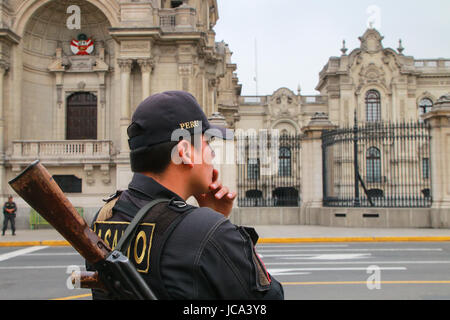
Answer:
[322,119,432,208]
[236,132,301,207]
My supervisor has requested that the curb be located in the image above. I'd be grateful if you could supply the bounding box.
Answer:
[2,237,450,247]
[258,237,450,243]
[0,240,70,247]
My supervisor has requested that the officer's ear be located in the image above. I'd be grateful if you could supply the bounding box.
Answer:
[176,139,194,168]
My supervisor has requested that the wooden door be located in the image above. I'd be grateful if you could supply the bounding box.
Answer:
[66,92,97,140]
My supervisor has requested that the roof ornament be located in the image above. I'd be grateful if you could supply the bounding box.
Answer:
[341,40,348,55]
[397,39,404,55]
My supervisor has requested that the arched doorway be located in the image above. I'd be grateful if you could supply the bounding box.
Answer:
[20,0,114,141]
[66,92,97,140]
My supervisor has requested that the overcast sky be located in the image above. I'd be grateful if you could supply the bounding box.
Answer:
[214,0,450,96]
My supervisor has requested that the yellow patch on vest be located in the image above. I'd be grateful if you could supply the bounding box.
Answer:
[93,221,155,273]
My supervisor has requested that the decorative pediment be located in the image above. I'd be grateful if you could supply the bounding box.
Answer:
[268,87,298,118]
[359,63,385,82]
[359,28,384,54]
[356,63,390,95]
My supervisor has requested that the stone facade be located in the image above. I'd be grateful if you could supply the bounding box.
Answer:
[0,0,448,228]
[0,0,240,227]
[234,28,450,228]
[237,28,450,130]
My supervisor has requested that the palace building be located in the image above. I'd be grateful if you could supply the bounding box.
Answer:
[0,0,448,228]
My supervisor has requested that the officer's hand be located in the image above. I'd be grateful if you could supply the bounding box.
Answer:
[194,169,237,218]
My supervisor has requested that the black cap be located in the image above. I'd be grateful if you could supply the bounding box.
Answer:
[128,91,232,150]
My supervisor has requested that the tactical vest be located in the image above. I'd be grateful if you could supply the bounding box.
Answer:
[91,191,195,300]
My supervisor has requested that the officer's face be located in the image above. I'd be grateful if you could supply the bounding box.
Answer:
[190,135,216,193]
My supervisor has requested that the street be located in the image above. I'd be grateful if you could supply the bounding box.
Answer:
[0,242,450,300]
[261,242,450,300]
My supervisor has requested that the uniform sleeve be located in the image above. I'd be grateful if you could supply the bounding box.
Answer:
[194,219,284,300]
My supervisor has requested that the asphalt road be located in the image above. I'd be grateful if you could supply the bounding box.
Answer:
[0,242,450,300]
[260,242,450,300]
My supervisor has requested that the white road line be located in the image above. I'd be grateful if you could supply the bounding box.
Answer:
[0,246,49,262]
[23,253,78,256]
[258,248,442,254]
[268,267,406,273]
[259,253,372,260]
[257,245,349,248]
[264,260,450,266]
[0,265,85,270]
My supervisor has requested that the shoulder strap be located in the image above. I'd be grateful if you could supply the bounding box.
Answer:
[115,198,170,254]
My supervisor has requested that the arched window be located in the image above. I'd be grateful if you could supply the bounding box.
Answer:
[366,147,381,183]
[66,92,97,140]
[365,90,381,123]
[279,147,291,177]
[418,98,433,122]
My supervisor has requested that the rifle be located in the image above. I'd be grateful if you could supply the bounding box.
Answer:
[8,160,157,300]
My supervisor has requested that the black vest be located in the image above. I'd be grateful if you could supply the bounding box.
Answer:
[92,192,195,300]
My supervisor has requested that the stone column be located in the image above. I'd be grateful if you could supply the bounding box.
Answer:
[423,94,450,214]
[117,58,133,155]
[0,60,8,197]
[208,78,217,115]
[115,59,134,192]
[137,58,154,101]
[0,60,9,155]
[300,113,337,224]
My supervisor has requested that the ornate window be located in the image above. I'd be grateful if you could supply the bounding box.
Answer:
[279,147,291,177]
[418,98,433,122]
[365,90,381,122]
[366,147,381,183]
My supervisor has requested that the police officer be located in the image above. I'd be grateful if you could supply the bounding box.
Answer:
[90,91,284,300]
[2,195,17,236]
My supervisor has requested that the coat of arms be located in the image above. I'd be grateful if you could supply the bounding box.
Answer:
[71,34,94,55]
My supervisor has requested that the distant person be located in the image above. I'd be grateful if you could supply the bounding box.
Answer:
[2,195,17,236]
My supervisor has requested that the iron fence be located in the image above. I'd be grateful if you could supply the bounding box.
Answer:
[322,119,432,208]
[236,133,301,207]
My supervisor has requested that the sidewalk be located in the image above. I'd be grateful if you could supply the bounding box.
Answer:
[1,225,450,247]
[0,229,67,247]
[254,225,450,243]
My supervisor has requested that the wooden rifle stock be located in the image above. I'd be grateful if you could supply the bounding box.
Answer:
[9,160,111,263]
[8,160,108,283]
[9,160,159,300]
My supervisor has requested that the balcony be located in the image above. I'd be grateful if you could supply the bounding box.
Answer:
[158,6,196,33]
[9,140,114,166]
[414,59,450,68]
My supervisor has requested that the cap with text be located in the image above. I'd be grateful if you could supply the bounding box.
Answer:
[127,91,232,150]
